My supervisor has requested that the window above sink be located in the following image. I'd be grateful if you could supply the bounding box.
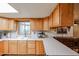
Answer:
[18,22,31,37]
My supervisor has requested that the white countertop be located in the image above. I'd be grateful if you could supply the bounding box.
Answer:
[43,37,79,56]
[0,38,43,41]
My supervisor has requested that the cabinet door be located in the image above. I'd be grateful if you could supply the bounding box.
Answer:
[27,41,35,55]
[0,41,4,56]
[60,3,73,26]
[49,13,53,28]
[3,40,8,54]
[36,41,40,55]
[30,19,35,31]
[30,19,43,31]
[8,40,18,54]
[0,18,8,30]
[36,41,45,55]
[18,40,27,54]
[43,17,49,30]
[37,19,43,30]
[52,5,60,27]
[8,20,16,31]
[39,41,45,55]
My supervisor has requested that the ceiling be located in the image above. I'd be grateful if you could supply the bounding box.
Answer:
[0,3,57,18]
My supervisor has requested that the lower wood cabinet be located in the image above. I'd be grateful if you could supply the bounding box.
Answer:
[4,40,8,54]
[0,41,4,56]
[18,40,27,54]
[36,41,40,55]
[27,41,36,55]
[3,40,45,55]
[8,40,18,54]
[36,41,45,55]
[28,48,35,55]
[28,41,35,48]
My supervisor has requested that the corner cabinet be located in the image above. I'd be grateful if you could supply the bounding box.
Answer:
[49,4,73,28]
[52,5,60,27]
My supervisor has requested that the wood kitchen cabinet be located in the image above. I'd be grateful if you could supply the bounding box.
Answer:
[28,41,35,49]
[48,3,73,28]
[8,40,18,54]
[52,5,60,27]
[43,17,49,30]
[8,20,16,31]
[36,41,45,55]
[27,41,35,55]
[52,3,73,27]
[35,41,40,55]
[48,13,53,28]
[4,40,27,55]
[59,3,73,26]
[3,40,45,56]
[0,18,16,31]
[0,41,4,56]
[3,40,8,54]
[30,19,43,31]
[0,18,9,30]
[18,40,27,54]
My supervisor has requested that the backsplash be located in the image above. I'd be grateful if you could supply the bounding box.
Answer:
[49,26,74,37]
[0,31,17,39]
[0,26,74,39]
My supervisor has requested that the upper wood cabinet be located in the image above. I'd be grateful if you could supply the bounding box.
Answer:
[43,17,49,30]
[48,3,73,28]
[49,13,53,28]
[59,3,73,26]
[8,20,16,31]
[52,5,60,27]
[30,19,43,31]
[0,18,9,30]
[0,18,16,31]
